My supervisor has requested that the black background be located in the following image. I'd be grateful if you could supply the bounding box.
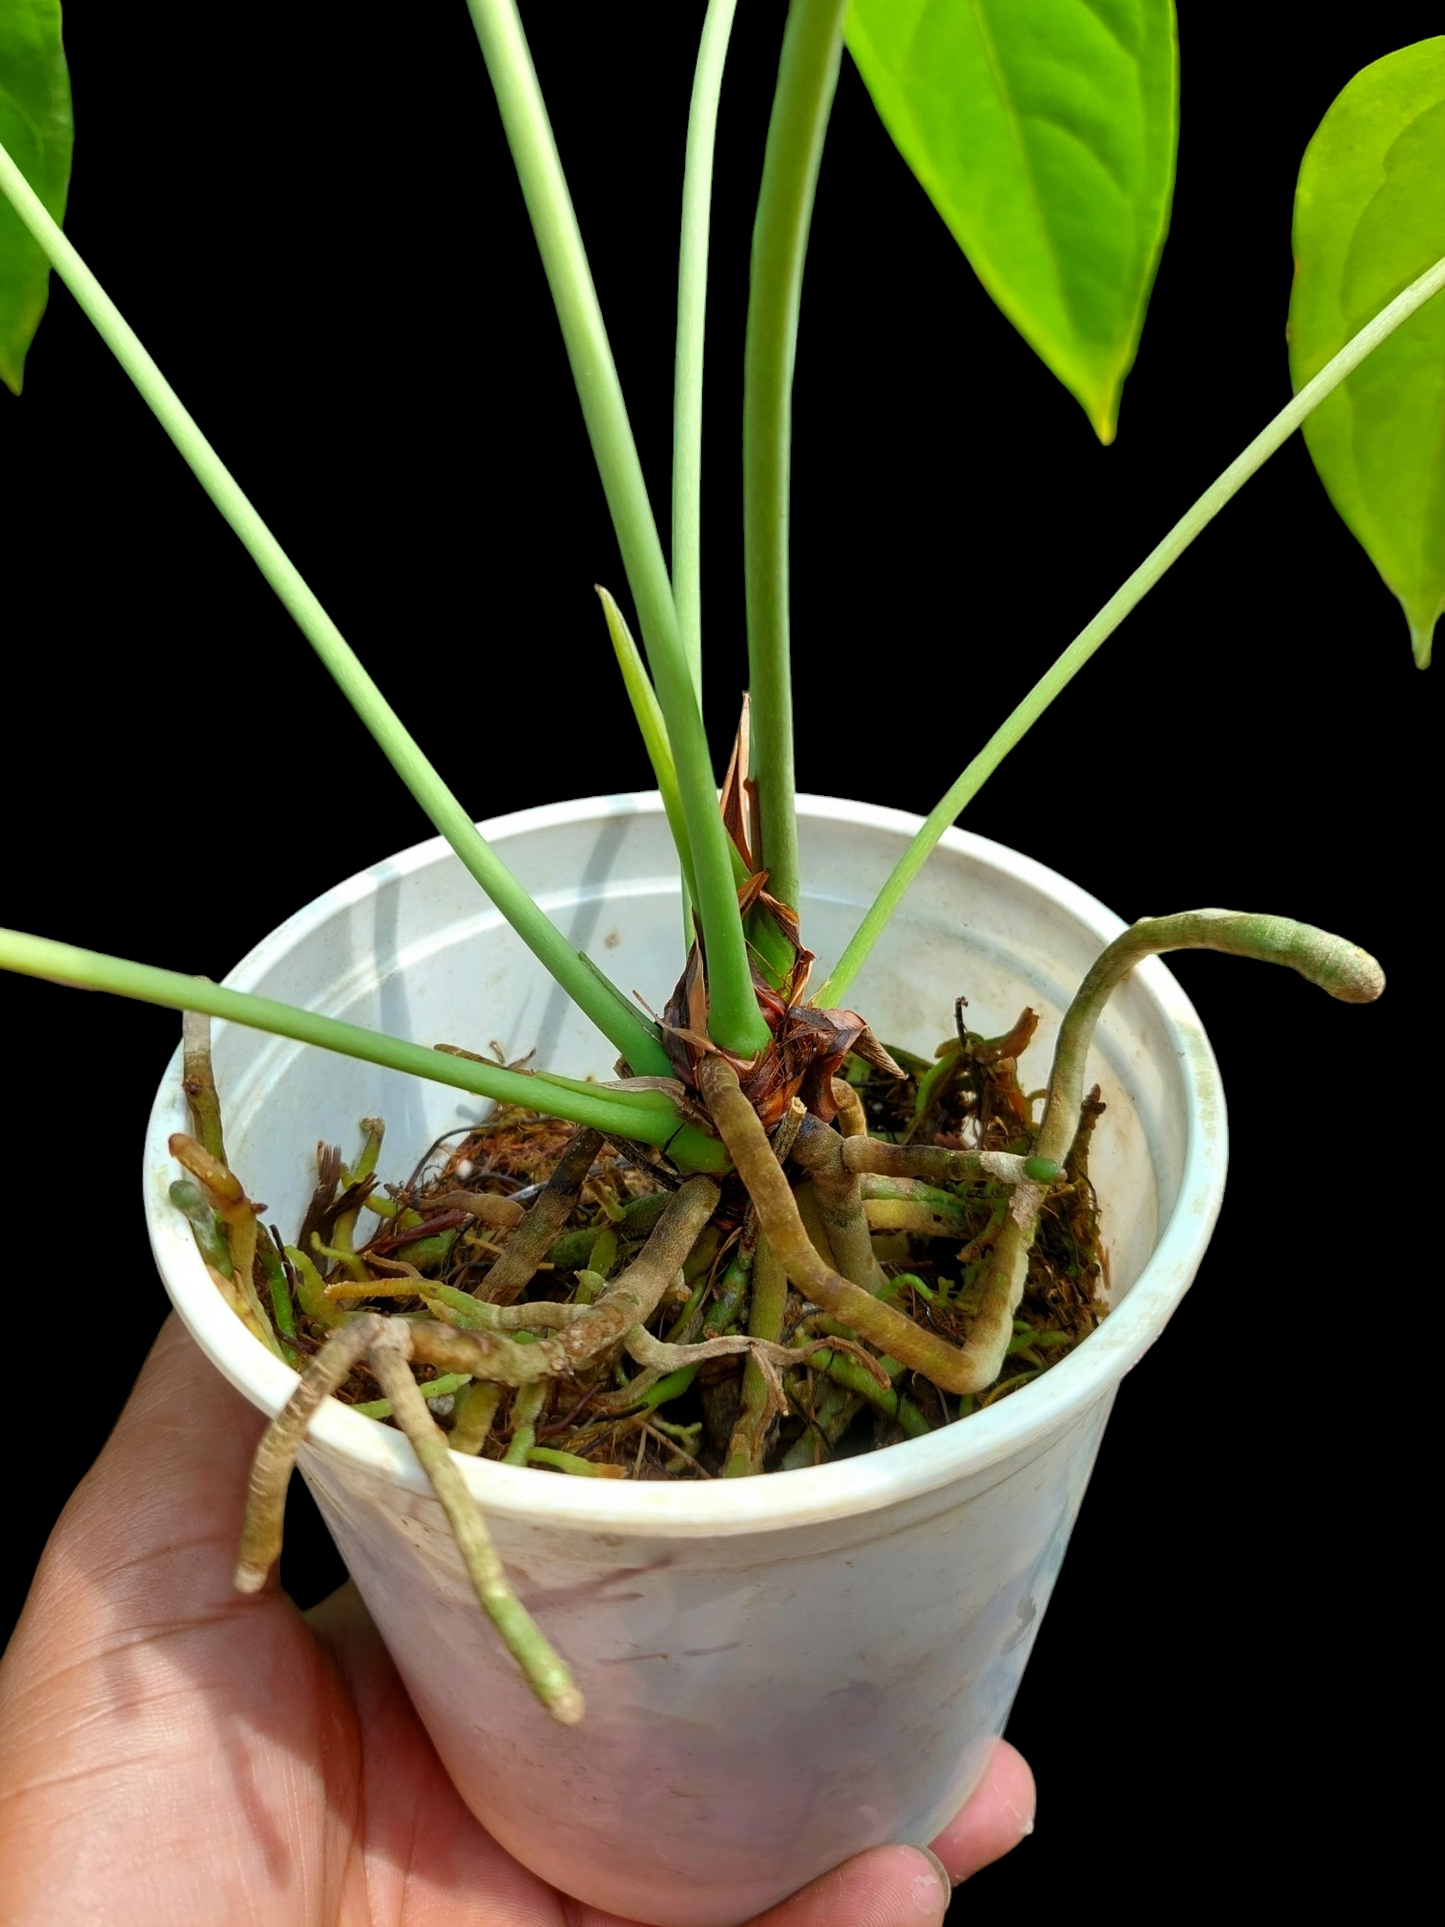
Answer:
[2,5,1434,1914]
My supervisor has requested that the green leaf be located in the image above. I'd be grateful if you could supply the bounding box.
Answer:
[1288,38,1445,669]
[0,0,72,395]
[844,0,1178,442]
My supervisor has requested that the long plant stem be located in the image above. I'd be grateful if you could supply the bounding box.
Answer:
[0,928,729,1169]
[815,250,1445,1008]
[461,1,768,1057]
[0,138,668,1081]
[743,0,847,914]
[674,0,740,700]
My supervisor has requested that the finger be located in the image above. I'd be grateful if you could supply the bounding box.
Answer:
[928,1738,1036,1885]
[733,1740,1036,1927]
[742,1845,953,1927]
[558,1845,950,1927]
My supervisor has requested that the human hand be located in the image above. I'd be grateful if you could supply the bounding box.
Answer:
[0,1315,1035,1926]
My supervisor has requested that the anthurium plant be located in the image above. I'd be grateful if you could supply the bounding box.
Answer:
[1,0,1440,1874]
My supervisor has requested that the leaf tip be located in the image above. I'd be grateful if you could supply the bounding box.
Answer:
[1085,379,1121,447]
[1087,398,1119,446]
[1410,615,1435,670]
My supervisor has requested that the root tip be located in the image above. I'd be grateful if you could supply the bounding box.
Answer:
[234,1562,270,1594]
[549,1683,585,1725]
[1339,949,1386,1004]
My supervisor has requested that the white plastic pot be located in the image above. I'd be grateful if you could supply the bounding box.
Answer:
[144,794,1226,1927]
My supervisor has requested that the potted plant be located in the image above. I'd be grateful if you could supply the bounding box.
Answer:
[0,7,1441,1919]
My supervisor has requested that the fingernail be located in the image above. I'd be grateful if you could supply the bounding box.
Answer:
[914,1843,956,1903]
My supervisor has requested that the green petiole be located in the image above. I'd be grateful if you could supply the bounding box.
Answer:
[0,134,672,1082]
[460,0,768,1057]
[742,0,848,917]
[815,249,1445,1007]
[0,927,730,1171]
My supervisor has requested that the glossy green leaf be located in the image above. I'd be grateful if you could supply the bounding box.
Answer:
[844,0,1177,442]
[0,0,71,394]
[1288,39,1445,669]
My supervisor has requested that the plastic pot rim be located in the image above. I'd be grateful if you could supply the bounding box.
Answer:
[143,791,1227,1540]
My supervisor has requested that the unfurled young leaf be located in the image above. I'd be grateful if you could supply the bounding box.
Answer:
[844,0,1178,443]
[0,0,72,395]
[1288,38,1445,669]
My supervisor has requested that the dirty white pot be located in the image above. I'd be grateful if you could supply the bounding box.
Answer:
[144,793,1225,1927]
